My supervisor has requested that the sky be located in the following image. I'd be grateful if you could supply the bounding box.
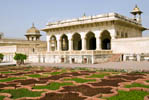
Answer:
[0,0,149,40]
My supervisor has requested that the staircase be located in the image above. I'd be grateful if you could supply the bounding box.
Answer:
[108,54,122,62]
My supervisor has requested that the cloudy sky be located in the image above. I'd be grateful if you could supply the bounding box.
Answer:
[0,0,149,40]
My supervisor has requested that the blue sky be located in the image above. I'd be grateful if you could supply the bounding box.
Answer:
[0,0,149,40]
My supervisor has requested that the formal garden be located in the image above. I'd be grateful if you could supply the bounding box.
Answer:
[0,65,148,100]
[0,53,149,100]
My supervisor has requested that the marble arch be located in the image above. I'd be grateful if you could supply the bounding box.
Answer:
[100,30,111,50]
[50,35,57,51]
[60,34,69,51]
[86,31,96,50]
[72,33,82,50]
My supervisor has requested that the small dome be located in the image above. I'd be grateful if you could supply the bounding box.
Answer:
[26,23,41,36]
[131,5,143,15]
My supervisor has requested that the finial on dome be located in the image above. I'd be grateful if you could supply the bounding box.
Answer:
[82,13,86,18]
[135,4,138,8]
[32,22,35,27]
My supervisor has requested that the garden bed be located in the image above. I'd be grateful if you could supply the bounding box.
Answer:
[0,66,148,100]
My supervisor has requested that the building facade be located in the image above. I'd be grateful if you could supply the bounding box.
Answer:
[39,6,148,64]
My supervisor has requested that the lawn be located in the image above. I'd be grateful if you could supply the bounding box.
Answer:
[125,83,149,88]
[105,90,149,100]
[0,88,43,99]
[0,77,26,82]
[33,82,73,90]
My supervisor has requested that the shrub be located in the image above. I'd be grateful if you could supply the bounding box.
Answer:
[14,53,27,65]
[0,53,4,63]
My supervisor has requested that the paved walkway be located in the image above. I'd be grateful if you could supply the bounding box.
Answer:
[29,61,149,72]
[0,62,16,66]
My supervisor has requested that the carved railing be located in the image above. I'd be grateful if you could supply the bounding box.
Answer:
[45,50,112,55]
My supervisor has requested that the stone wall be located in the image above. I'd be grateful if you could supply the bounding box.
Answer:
[112,37,149,54]
[27,53,113,64]
[0,45,17,53]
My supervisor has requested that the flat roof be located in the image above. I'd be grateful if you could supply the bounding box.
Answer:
[42,12,143,31]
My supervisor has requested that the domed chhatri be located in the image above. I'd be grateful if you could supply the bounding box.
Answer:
[131,5,143,15]
[130,5,143,23]
[25,23,41,41]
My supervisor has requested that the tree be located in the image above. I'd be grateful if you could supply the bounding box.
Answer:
[14,53,27,65]
[0,53,4,63]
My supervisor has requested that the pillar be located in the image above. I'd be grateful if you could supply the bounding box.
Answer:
[69,39,73,51]
[80,32,86,51]
[57,39,61,51]
[94,30,102,50]
[47,36,50,52]
[96,37,101,50]
[56,35,61,51]
[67,33,73,51]
[81,37,86,51]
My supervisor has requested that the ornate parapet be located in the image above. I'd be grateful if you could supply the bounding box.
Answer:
[42,13,143,32]
[46,50,112,55]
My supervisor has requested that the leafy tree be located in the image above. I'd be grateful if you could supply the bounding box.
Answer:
[14,53,27,65]
[0,53,4,63]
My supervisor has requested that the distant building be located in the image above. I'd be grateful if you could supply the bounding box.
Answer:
[0,24,46,62]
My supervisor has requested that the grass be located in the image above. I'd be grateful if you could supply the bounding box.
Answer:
[64,78,96,83]
[45,70,67,76]
[86,73,109,78]
[50,72,62,75]
[0,77,26,82]
[104,90,149,100]
[0,96,5,100]
[125,83,149,88]
[146,80,149,83]
[1,71,15,74]
[27,74,43,78]
[0,88,43,99]
[33,82,73,90]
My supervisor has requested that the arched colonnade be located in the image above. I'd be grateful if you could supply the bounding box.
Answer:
[47,30,112,51]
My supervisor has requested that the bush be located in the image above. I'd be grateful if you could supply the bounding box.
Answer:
[14,53,27,65]
[0,53,4,63]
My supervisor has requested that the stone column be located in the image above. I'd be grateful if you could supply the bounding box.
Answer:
[94,30,101,50]
[82,37,86,51]
[96,37,101,50]
[69,39,73,51]
[80,32,86,51]
[47,36,50,52]
[68,33,73,51]
[57,39,61,51]
[55,35,61,51]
